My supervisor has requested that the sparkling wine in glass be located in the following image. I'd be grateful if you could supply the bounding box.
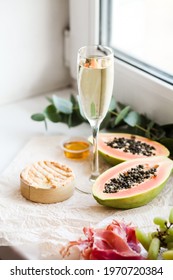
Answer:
[77,45,114,193]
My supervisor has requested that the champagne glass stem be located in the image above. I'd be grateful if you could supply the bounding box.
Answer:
[90,121,101,182]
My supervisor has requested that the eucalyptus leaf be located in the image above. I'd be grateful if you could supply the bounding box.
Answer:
[73,105,86,123]
[70,94,78,106]
[70,113,83,127]
[107,124,144,135]
[124,111,141,127]
[31,113,45,122]
[116,102,128,112]
[145,120,155,138]
[46,96,53,103]
[100,112,111,130]
[161,124,173,138]
[52,95,73,114]
[76,95,86,119]
[44,105,61,122]
[159,137,173,157]
[151,128,166,141]
[30,93,173,147]
[109,96,117,111]
[114,105,131,125]
[147,120,155,130]
[58,113,69,124]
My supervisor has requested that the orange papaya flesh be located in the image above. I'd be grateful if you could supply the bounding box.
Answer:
[96,133,170,165]
[92,156,173,209]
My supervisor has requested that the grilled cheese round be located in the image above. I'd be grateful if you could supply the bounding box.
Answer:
[20,160,75,203]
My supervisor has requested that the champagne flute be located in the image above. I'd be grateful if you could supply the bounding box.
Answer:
[77,45,114,193]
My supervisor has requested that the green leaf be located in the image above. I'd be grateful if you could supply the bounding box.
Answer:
[90,102,96,117]
[68,114,72,127]
[161,124,173,138]
[114,105,131,125]
[52,95,73,114]
[147,120,155,131]
[44,105,61,122]
[31,113,45,122]
[100,111,111,130]
[145,121,155,138]
[76,95,86,119]
[46,96,53,103]
[73,106,86,122]
[150,128,166,141]
[31,92,173,144]
[116,102,127,112]
[70,94,78,106]
[109,96,117,111]
[124,111,141,127]
[58,112,69,124]
[159,137,173,157]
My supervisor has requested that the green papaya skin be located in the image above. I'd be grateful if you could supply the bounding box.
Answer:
[99,150,124,165]
[92,156,173,209]
[93,179,169,209]
[96,133,170,166]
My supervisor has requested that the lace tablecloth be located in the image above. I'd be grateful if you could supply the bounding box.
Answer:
[0,135,173,259]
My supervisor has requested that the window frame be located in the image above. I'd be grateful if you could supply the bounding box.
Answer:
[100,0,173,86]
[69,0,173,124]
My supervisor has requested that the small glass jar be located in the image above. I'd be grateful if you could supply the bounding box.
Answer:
[62,137,90,160]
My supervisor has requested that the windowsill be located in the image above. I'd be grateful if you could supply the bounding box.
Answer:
[0,87,90,175]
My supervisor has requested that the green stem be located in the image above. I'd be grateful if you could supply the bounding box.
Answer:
[109,110,118,116]
[73,106,79,110]
[109,110,153,136]
[44,119,48,131]
[135,124,148,133]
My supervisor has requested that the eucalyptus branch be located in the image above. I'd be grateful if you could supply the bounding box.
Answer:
[30,93,173,156]
[110,110,154,137]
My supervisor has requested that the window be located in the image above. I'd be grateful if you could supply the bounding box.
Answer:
[100,0,173,85]
[69,0,173,124]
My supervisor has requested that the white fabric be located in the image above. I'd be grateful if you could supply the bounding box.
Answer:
[0,135,173,259]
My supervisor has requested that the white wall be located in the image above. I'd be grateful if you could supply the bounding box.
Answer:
[0,0,70,105]
[69,0,99,80]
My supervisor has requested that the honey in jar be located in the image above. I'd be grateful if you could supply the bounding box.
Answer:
[63,138,90,159]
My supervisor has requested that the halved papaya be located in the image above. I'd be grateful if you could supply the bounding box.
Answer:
[92,156,173,209]
[96,133,170,165]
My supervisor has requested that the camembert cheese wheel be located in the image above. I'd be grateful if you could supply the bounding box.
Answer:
[20,160,75,203]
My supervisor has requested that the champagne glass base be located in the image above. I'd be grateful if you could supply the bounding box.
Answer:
[75,173,99,194]
[76,181,93,194]
[75,181,93,194]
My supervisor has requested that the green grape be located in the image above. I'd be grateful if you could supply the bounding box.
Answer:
[147,232,152,243]
[169,208,173,224]
[151,231,159,238]
[167,242,173,250]
[168,227,173,236]
[159,226,167,232]
[135,228,151,251]
[165,235,173,244]
[147,237,160,260]
[151,231,158,238]
[153,217,167,228]
[162,250,173,260]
